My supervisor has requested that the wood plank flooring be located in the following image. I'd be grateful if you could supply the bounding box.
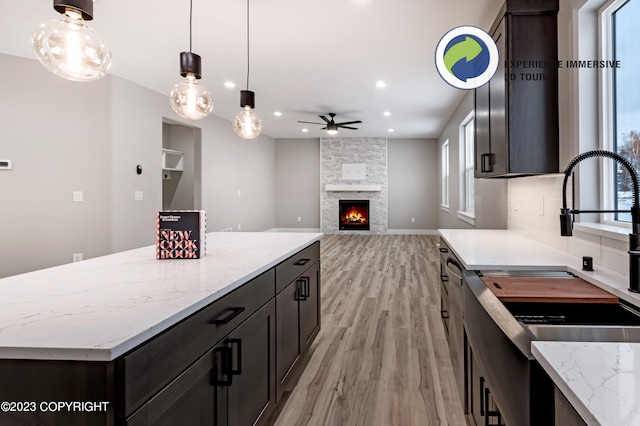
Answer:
[273,234,467,426]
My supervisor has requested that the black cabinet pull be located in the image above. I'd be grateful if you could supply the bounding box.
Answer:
[294,258,310,266]
[440,309,449,319]
[484,387,500,425]
[481,153,493,173]
[228,338,242,376]
[213,347,233,386]
[211,307,245,325]
[296,278,308,301]
[439,247,449,253]
[440,274,449,282]
[303,277,310,298]
[480,377,485,416]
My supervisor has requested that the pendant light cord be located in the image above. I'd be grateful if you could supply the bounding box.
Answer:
[246,0,250,90]
[189,0,193,52]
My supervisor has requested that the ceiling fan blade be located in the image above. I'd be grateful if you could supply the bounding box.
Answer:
[319,115,331,123]
[335,120,362,126]
[297,121,325,125]
[339,126,359,130]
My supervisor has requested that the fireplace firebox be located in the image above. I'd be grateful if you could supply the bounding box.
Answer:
[339,200,370,231]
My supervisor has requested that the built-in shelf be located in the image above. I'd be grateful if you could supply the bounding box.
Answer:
[325,184,382,192]
[162,148,184,171]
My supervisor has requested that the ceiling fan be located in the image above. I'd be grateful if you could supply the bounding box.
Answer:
[298,113,362,135]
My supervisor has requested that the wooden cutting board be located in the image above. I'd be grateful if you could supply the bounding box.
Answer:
[480,276,619,304]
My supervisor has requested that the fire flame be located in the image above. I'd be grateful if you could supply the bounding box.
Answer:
[343,207,368,224]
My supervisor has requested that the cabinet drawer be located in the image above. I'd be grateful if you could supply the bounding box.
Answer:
[275,242,320,294]
[123,268,275,417]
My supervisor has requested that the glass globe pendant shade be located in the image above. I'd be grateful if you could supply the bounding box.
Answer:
[32,8,112,82]
[234,106,262,139]
[170,74,214,120]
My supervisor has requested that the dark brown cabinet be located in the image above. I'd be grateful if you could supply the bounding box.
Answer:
[276,260,321,401]
[475,0,559,178]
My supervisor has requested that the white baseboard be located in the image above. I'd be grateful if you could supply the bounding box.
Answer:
[264,228,322,233]
[387,229,439,235]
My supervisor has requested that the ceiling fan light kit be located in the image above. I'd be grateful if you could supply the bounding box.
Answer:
[298,113,362,136]
[169,0,213,120]
[32,0,112,82]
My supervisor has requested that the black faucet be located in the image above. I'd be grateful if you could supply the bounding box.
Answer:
[560,149,640,293]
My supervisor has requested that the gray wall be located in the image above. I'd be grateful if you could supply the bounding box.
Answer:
[0,53,112,278]
[1,53,276,277]
[274,137,439,231]
[388,139,439,229]
[274,139,320,229]
[437,91,508,229]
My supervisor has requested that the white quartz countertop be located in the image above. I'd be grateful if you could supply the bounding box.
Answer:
[533,341,640,426]
[438,229,640,308]
[0,232,322,361]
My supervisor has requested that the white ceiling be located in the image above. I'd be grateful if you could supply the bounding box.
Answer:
[0,0,503,139]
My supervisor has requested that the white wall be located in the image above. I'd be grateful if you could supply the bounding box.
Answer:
[0,53,276,277]
[437,91,508,229]
[0,53,112,278]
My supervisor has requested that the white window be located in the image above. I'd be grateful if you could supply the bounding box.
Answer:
[458,112,475,224]
[601,0,640,225]
[442,139,450,211]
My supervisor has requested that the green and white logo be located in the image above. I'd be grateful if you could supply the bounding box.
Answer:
[435,26,499,90]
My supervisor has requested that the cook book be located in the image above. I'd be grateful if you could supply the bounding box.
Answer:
[156,210,206,259]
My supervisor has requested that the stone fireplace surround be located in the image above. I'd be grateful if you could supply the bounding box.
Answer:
[320,137,388,234]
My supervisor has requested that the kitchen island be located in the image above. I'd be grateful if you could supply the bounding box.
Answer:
[0,231,322,425]
[439,229,640,426]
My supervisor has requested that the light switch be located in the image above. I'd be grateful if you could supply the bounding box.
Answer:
[135,191,143,201]
[73,191,83,202]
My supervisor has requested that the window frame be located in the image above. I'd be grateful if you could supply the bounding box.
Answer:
[441,139,450,211]
[457,111,475,225]
[599,0,633,229]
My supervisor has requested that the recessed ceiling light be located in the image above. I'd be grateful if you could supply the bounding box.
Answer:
[376,81,386,88]
[224,81,236,89]
[388,128,395,133]
[383,111,391,117]
[274,111,282,117]
[302,128,309,133]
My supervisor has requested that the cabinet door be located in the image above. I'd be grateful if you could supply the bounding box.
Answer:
[469,349,485,426]
[276,278,301,398]
[126,343,227,426]
[488,17,507,176]
[299,261,321,352]
[227,300,276,426]
[474,79,491,178]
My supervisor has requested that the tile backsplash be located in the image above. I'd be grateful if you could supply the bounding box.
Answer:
[508,175,628,272]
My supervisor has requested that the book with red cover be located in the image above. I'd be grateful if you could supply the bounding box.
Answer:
[156,210,206,259]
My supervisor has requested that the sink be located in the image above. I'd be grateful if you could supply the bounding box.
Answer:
[502,300,640,342]
[526,324,640,343]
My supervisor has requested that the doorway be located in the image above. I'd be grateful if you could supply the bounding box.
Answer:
[162,120,202,210]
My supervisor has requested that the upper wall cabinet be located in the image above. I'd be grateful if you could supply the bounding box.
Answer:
[475,0,559,178]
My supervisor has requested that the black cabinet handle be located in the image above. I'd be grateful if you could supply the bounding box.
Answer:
[303,277,310,298]
[480,377,485,416]
[296,278,308,301]
[441,309,449,319]
[481,153,493,173]
[294,258,310,266]
[213,346,233,386]
[228,338,242,376]
[211,307,245,325]
[484,387,500,425]
[439,247,449,253]
[440,274,449,282]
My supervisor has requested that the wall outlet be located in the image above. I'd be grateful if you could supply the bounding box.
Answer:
[411,217,415,223]
[73,191,83,202]
[134,191,143,201]
[298,216,302,222]
[237,223,241,230]
[72,253,83,262]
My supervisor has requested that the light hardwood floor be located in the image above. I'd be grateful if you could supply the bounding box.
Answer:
[273,234,467,426]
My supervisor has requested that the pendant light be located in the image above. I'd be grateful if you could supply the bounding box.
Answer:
[169,0,213,121]
[32,0,112,82]
[233,0,262,139]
